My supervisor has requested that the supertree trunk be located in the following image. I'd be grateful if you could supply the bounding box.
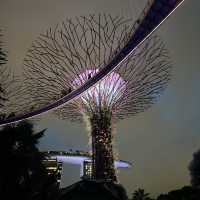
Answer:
[89,108,117,182]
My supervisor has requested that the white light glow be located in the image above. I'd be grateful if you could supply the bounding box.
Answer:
[51,155,132,168]
[72,69,126,106]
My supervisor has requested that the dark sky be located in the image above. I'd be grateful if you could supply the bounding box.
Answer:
[0,0,200,198]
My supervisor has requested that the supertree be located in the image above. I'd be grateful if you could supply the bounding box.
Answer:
[23,14,171,182]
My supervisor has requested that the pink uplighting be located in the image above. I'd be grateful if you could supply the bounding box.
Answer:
[72,69,126,106]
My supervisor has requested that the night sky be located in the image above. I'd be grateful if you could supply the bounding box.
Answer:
[0,0,200,198]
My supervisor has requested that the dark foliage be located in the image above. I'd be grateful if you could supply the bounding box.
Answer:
[157,186,200,200]
[0,120,59,200]
[189,149,200,188]
[59,180,128,200]
[0,31,7,109]
[131,188,153,200]
[0,31,7,66]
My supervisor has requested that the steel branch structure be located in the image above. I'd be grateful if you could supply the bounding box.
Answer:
[22,13,172,182]
[0,0,184,126]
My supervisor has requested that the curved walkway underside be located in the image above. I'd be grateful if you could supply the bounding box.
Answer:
[0,0,185,126]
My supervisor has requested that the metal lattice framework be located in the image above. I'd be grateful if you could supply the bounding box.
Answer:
[22,14,171,182]
[23,15,135,114]
[23,15,171,120]
[0,0,184,126]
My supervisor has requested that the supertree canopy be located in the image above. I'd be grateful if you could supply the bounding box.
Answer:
[23,14,171,182]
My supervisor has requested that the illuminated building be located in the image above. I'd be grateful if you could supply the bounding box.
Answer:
[43,158,63,187]
[83,160,92,179]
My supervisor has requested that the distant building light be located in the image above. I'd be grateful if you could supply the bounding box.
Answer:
[43,158,63,188]
[82,160,93,180]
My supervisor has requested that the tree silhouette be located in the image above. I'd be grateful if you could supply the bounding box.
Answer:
[0,29,23,122]
[0,120,59,200]
[131,188,153,200]
[0,30,7,66]
[189,149,200,188]
[0,30,8,110]
[157,186,200,200]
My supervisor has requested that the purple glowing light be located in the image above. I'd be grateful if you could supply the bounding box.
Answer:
[51,155,132,168]
[72,69,126,106]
